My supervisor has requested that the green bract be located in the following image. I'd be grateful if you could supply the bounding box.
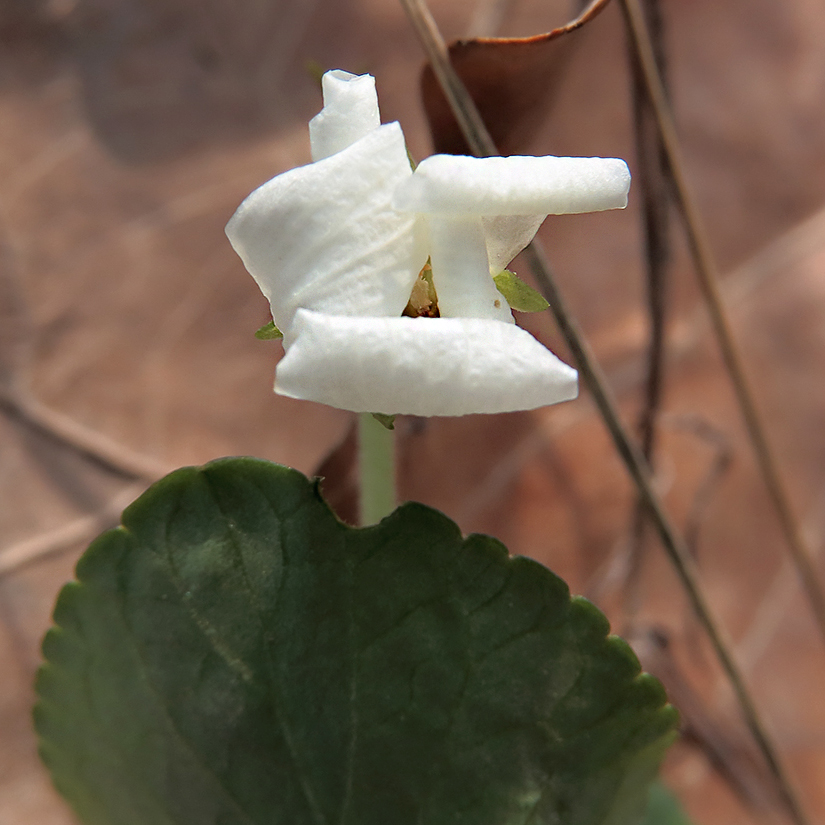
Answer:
[36,458,677,825]
[494,270,551,313]
[255,320,284,340]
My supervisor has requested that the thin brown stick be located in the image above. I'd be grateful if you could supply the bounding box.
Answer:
[632,0,670,467]
[671,415,734,557]
[624,0,671,621]
[733,481,825,683]
[520,244,805,825]
[619,0,825,653]
[0,389,170,482]
[0,483,145,577]
[397,1,810,823]
[633,628,784,823]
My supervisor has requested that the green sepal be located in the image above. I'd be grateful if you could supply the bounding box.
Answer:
[371,412,396,430]
[494,269,550,312]
[254,320,283,340]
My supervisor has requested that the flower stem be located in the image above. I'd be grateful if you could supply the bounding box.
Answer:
[358,412,396,525]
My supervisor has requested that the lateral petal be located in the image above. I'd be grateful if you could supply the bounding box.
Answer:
[483,214,546,275]
[275,310,578,416]
[394,154,630,216]
[226,123,426,335]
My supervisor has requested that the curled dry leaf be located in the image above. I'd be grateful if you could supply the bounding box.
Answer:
[421,0,613,154]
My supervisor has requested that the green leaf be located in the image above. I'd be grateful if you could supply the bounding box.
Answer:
[371,412,396,430]
[35,458,677,825]
[639,782,696,825]
[494,270,550,312]
[254,320,283,340]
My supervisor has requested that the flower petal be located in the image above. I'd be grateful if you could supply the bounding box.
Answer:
[308,70,381,161]
[482,214,546,275]
[426,214,514,323]
[394,154,630,216]
[226,123,426,335]
[275,309,578,416]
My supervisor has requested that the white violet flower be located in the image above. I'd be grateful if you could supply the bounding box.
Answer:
[226,69,630,417]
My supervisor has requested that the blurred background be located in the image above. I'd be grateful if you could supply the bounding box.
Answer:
[1,0,825,822]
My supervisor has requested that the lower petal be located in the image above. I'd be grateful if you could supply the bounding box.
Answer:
[275,310,578,416]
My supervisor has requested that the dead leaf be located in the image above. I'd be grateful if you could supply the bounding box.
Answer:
[420,0,612,154]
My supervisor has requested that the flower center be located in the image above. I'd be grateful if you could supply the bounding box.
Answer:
[402,260,440,318]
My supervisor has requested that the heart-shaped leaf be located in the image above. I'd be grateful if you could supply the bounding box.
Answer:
[36,457,676,825]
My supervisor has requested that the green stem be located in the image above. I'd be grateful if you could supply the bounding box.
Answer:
[358,413,396,525]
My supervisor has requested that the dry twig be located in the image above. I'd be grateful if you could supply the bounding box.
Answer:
[633,628,785,823]
[0,389,170,482]
[0,483,145,577]
[620,0,825,657]
[623,0,672,621]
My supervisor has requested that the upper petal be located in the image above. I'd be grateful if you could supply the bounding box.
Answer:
[394,154,630,216]
[275,309,578,416]
[309,70,381,161]
[226,123,426,335]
